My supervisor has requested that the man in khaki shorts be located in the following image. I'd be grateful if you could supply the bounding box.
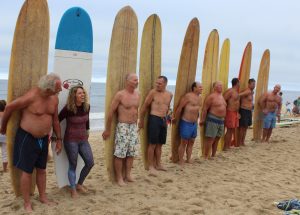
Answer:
[102,73,140,186]
[200,81,227,159]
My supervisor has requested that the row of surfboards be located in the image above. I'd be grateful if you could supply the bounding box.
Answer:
[5,0,270,196]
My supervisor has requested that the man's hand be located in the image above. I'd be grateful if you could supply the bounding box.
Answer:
[102,130,110,140]
[199,120,205,126]
[262,109,268,115]
[55,140,62,155]
[0,126,6,135]
[138,119,144,130]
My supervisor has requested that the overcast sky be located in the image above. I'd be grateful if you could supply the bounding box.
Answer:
[0,0,299,91]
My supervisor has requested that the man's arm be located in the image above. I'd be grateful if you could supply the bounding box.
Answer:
[173,95,188,123]
[0,90,34,134]
[223,89,231,102]
[102,92,121,140]
[138,91,154,129]
[52,101,62,154]
[259,93,268,114]
[239,89,251,97]
[200,95,212,126]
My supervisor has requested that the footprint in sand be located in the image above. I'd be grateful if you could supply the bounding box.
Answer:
[163,178,173,183]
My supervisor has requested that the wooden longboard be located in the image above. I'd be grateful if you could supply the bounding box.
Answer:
[139,14,161,169]
[234,42,252,147]
[6,0,49,196]
[253,50,270,142]
[238,42,252,92]
[199,29,219,157]
[171,18,200,163]
[51,7,93,188]
[217,39,230,151]
[104,6,138,182]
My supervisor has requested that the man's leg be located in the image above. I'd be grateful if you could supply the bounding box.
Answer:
[21,171,33,212]
[155,144,166,171]
[147,144,157,175]
[186,139,195,163]
[224,128,233,150]
[266,128,273,143]
[36,168,56,205]
[125,156,134,182]
[178,139,187,165]
[212,137,221,157]
[114,157,126,186]
[262,128,268,142]
[204,137,214,159]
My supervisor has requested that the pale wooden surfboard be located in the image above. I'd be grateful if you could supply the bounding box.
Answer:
[233,42,252,147]
[199,29,219,158]
[253,50,270,142]
[217,39,230,151]
[239,42,252,92]
[170,18,200,163]
[139,14,161,170]
[6,0,49,196]
[104,6,138,182]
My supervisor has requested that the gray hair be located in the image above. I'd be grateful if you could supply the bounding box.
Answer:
[38,73,61,92]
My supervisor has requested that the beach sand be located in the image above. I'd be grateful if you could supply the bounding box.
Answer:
[0,123,300,215]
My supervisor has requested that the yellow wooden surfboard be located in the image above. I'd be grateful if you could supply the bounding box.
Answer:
[217,39,230,151]
[170,18,200,163]
[104,6,138,182]
[199,29,219,157]
[253,50,270,142]
[235,42,252,147]
[238,42,252,92]
[6,0,49,196]
[139,14,161,170]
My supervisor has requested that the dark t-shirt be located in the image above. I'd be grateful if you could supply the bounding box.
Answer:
[59,105,90,142]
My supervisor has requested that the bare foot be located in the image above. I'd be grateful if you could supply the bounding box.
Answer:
[156,165,167,171]
[125,175,135,182]
[117,179,127,186]
[185,159,193,164]
[24,202,33,213]
[178,160,185,166]
[148,167,158,177]
[71,189,79,198]
[39,197,58,206]
[76,184,88,193]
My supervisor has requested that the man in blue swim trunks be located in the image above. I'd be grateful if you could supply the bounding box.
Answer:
[200,81,227,159]
[259,84,282,143]
[0,73,62,212]
[173,82,202,165]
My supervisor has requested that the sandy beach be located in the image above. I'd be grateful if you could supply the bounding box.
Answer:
[1,123,300,215]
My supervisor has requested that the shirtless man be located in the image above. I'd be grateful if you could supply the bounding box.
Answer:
[173,82,202,165]
[139,76,173,175]
[238,78,256,146]
[200,81,226,159]
[0,73,62,212]
[102,73,139,186]
[259,84,282,143]
[223,78,240,150]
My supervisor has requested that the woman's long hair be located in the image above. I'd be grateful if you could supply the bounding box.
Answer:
[66,86,89,114]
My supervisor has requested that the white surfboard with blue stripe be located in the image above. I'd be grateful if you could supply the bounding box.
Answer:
[51,7,93,188]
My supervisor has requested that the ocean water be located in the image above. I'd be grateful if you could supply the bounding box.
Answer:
[0,79,298,130]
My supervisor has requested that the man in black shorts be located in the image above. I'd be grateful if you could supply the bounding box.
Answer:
[238,78,256,146]
[0,74,62,212]
[139,76,173,176]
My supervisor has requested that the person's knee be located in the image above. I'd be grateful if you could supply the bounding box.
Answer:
[86,159,94,169]
[36,168,46,175]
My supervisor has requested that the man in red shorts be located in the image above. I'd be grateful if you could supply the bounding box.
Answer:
[223,78,240,150]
